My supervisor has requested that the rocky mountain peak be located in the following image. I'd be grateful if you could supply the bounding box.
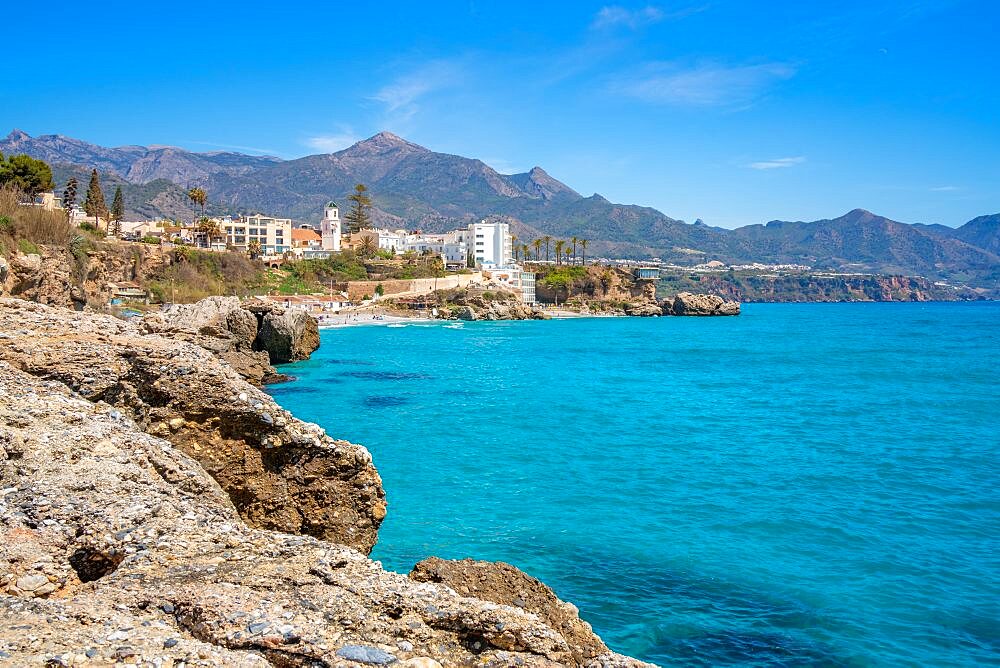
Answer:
[513,165,579,200]
[345,131,429,154]
[844,208,877,220]
[4,128,30,145]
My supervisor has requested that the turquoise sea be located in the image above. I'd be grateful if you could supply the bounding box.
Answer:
[268,303,1000,667]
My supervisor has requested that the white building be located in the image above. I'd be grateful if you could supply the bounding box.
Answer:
[468,220,512,268]
[224,214,292,255]
[485,266,536,304]
[349,219,512,268]
[320,202,342,251]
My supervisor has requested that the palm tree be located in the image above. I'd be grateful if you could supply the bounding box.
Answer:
[247,239,262,260]
[358,235,378,258]
[554,239,565,265]
[532,238,542,263]
[543,235,552,262]
[196,216,220,248]
[571,236,579,265]
[522,243,531,262]
[580,239,589,266]
[187,187,207,222]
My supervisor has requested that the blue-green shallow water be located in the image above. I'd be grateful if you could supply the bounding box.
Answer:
[268,303,1000,666]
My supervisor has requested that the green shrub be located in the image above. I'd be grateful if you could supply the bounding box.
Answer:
[18,239,40,255]
[0,215,11,234]
[140,236,160,244]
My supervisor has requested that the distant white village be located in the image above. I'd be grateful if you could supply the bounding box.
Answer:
[37,193,538,305]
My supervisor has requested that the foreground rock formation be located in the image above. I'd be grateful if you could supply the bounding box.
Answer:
[0,298,653,667]
[0,298,382,553]
[410,558,619,666]
[141,296,320,384]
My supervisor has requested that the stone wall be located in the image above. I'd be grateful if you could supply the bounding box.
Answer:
[346,272,484,300]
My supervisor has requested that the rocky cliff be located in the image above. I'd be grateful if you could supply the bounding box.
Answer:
[0,298,382,553]
[141,296,320,384]
[0,242,173,310]
[0,298,652,667]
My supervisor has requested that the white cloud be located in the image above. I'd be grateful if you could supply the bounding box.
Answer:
[304,126,361,153]
[369,61,462,126]
[592,5,665,29]
[616,60,796,107]
[930,185,960,192]
[184,140,280,156]
[484,157,527,175]
[748,156,806,170]
[592,4,707,29]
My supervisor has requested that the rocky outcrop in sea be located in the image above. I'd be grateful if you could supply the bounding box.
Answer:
[665,292,741,316]
[0,298,653,667]
[141,296,320,384]
[399,285,548,321]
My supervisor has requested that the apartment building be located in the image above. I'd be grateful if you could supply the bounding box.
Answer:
[224,214,292,255]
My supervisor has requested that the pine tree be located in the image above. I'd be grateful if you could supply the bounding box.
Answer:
[344,183,372,233]
[62,177,78,222]
[110,186,125,236]
[83,169,108,229]
[0,154,54,199]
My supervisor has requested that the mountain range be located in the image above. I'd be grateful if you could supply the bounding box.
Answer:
[3,129,998,292]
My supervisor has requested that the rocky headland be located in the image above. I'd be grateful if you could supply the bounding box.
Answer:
[0,297,653,667]
[532,266,739,317]
[390,285,549,321]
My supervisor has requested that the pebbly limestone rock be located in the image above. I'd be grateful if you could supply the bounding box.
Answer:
[667,292,740,316]
[409,558,656,667]
[141,296,279,385]
[0,360,654,667]
[249,302,321,363]
[0,297,385,554]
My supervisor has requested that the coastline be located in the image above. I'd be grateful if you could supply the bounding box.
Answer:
[315,307,627,328]
[0,296,654,667]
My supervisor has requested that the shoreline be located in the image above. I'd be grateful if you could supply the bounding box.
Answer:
[0,297,653,667]
[315,307,627,328]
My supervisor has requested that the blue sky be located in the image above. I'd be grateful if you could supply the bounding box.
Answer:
[3,0,997,228]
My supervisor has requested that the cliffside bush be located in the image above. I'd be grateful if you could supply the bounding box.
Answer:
[0,184,75,251]
[146,247,268,303]
[17,239,40,255]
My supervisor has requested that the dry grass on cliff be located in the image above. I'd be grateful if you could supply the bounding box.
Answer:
[145,248,268,303]
[0,185,75,255]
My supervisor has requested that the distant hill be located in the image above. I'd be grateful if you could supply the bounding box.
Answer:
[3,129,998,292]
[726,209,1000,279]
[953,214,1000,255]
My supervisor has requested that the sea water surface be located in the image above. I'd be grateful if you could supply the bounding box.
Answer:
[269,303,1000,666]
